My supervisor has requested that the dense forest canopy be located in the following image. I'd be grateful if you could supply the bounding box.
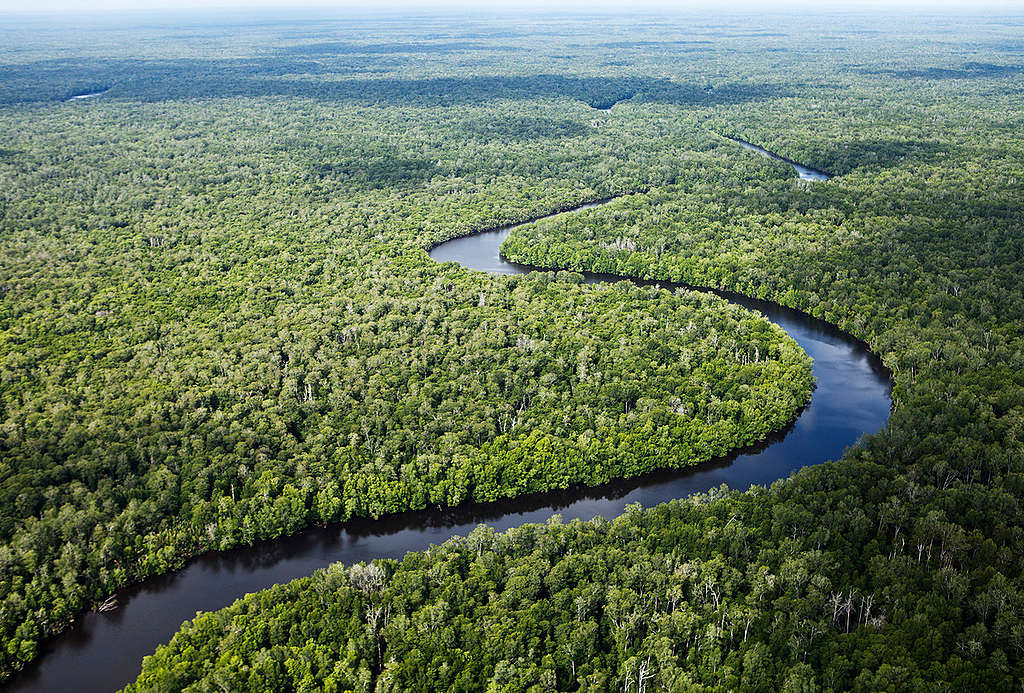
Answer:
[0,10,830,684]
[0,7,1023,691]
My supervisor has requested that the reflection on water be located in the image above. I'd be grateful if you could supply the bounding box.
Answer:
[727,136,832,181]
[66,90,110,102]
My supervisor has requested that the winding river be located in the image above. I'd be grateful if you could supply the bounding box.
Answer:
[6,155,890,693]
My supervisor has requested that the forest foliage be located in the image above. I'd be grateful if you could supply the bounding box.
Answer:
[2,9,1024,691]
[0,13,829,682]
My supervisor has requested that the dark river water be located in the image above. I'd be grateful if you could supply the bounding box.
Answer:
[7,193,890,692]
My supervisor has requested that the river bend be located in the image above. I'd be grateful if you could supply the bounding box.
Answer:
[7,168,890,693]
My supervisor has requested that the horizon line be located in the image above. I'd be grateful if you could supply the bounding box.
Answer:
[2,1,1024,18]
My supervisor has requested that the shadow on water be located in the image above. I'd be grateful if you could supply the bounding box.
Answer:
[7,192,891,693]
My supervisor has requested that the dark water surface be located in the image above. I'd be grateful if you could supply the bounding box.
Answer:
[8,198,889,693]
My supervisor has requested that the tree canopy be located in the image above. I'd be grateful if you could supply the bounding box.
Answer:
[1,8,1022,691]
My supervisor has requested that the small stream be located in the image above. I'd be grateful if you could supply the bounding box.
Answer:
[65,90,110,102]
[726,135,832,181]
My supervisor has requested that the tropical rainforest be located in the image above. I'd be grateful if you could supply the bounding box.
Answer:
[1,6,1023,692]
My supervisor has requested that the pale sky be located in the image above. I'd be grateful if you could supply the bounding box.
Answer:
[1,0,1022,13]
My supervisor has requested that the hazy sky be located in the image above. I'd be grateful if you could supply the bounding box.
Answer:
[1,0,1021,13]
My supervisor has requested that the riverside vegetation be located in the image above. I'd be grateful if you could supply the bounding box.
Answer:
[0,12,824,682]
[3,9,1024,692]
